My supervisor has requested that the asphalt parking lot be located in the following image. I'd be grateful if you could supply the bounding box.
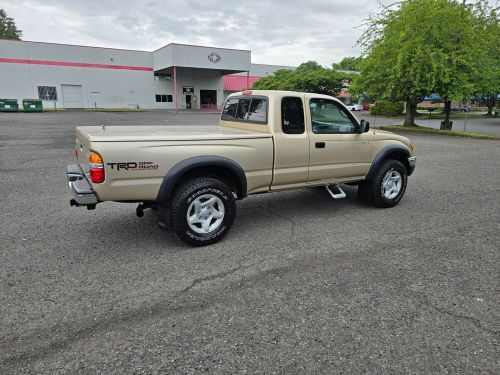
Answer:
[1,111,499,374]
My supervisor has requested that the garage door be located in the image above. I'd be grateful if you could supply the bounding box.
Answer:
[61,84,84,108]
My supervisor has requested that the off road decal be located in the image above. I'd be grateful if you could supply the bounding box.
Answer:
[107,161,159,171]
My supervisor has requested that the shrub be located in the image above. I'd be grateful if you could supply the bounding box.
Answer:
[370,100,404,116]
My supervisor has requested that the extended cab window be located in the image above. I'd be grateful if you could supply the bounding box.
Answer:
[310,99,358,134]
[221,96,268,124]
[281,97,305,134]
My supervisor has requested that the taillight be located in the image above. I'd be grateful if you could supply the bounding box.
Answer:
[89,150,105,183]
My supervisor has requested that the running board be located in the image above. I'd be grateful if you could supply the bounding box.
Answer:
[325,185,346,199]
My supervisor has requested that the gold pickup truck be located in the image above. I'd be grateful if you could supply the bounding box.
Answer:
[67,90,416,246]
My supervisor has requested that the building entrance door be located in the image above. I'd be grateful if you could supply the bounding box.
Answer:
[200,90,217,110]
[186,95,192,109]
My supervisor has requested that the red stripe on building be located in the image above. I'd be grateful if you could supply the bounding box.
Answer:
[0,58,153,71]
[223,75,261,91]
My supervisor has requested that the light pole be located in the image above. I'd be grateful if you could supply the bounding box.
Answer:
[464,98,470,132]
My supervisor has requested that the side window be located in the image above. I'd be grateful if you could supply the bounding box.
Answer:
[310,99,358,134]
[281,97,305,134]
[221,98,239,120]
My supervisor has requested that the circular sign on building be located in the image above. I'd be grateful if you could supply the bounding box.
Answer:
[208,52,222,63]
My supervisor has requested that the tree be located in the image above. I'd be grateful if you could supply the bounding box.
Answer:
[332,57,363,72]
[252,61,344,96]
[295,61,325,72]
[471,1,500,116]
[0,9,22,40]
[356,0,482,127]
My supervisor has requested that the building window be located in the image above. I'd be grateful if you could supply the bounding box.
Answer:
[155,94,168,103]
[38,86,57,101]
[167,95,173,102]
[154,72,171,81]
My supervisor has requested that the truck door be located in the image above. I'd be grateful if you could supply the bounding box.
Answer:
[306,97,371,183]
[271,95,310,190]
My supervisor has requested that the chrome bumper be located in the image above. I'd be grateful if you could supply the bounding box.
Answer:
[408,156,416,175]
[67,164,98,207]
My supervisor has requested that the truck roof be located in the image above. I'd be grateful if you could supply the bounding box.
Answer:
[228,90,343,101]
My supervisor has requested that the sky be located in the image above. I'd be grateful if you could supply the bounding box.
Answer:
[2,0,499,67]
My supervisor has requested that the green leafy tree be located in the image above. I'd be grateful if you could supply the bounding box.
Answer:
[295,61,325,72]
[0,9,22,40]
[332,57,363,71]
[472,1,500,115]
[252,61,344,96]
[357,0,483,127]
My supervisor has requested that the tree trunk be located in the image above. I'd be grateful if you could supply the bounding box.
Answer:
[486,96,495,116]
[403,99,417,126]
[440,98,453,130]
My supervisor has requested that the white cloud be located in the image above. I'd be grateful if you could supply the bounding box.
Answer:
[3,0,498,66]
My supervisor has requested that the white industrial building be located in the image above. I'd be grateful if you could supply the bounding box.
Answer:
[0,39,294,111]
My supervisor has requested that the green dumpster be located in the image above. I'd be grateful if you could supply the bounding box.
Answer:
[22,99,43,112]
[0,99,19,112]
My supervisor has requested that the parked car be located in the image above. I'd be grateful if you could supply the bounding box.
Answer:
[67,90,416,246]
[345,104,363,111]
[452,104,472,112]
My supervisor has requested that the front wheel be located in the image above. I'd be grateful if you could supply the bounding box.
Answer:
[170,177,236,246]
[358,159,408,208]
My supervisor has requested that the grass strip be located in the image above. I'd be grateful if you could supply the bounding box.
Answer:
[380,125,500,140]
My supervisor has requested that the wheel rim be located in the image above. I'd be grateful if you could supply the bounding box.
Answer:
[186,194,225,234]
[381,170,402,200]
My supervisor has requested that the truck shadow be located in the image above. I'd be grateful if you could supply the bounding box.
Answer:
[77,185,368,254]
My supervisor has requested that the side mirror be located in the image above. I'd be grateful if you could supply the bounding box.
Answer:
[359,119,370,133]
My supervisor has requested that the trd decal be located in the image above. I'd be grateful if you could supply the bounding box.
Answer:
[107,161,159,171]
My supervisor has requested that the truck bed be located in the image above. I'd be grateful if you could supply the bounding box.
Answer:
[74,124,275,202]
[77,125,272,142]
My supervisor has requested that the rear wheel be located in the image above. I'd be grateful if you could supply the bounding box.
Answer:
[170,177,236,246]
[358,159,408,208]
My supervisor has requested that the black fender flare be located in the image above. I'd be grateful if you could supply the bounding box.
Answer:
[365,145,411,180]
[156,156,247,203]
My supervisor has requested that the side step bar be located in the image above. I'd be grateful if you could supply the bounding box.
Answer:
[325,185,346,199]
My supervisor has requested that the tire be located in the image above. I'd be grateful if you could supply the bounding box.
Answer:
[358,159,408,208]
[170,177,236,246]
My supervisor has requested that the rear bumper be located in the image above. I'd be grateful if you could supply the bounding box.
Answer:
[67,164,98,207]
[408,156,416,175]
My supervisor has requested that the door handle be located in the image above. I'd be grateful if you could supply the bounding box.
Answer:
[315,142,326,149]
